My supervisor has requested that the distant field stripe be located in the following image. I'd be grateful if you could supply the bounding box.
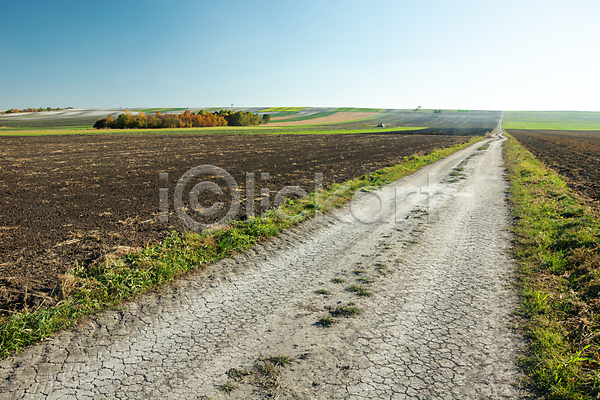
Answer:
[0,126,428,136]
[335,107,384,112]
[260,107,307,112]
[504,111,600,130]
[502,121,600,130]
[0,125,91,131]
[272,111,338,122]
[268,110,305,118]
[314,113,383,126]
[139,108,187,113]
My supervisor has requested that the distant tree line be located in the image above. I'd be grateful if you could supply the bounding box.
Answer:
[93,109,271,129]
[1,106,73,114]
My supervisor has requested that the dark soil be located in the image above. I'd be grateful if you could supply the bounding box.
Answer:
[0,133,473,314]
[508,129,600,202]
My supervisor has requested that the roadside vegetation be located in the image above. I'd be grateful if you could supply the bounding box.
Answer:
[93,109,269,129]
[504,133,600,399]
[0,136,483,359]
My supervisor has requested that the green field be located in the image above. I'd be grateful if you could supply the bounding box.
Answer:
[504,111,600,130]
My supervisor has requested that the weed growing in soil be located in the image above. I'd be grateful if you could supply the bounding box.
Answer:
[227,368,252,379]
[410,208,429,218]
[347,285,372,297]
[219,382,238,393]
[318,315,337,327]
[356,277,375,284]
[352,269,366,275]
[223,355,294,396]
[314,288,332,295]
[331,278,346,284]
[262,355,294,367]
[332,304,363,317]
[504,133,600,399]
[0,136,484,359]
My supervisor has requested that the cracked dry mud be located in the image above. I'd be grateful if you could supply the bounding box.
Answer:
[0,131,527,399]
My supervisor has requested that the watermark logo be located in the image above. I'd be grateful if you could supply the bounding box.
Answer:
[159,165,323,231]
[159,165,436,232]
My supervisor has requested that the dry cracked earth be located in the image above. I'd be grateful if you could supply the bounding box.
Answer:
[0,130,528,399]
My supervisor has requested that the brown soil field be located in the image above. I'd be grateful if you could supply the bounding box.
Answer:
[268,112,376,126]
[509,129,600,202]
[0,133,473,314]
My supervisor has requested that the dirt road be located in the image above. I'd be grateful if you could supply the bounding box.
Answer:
[0,129,526,399]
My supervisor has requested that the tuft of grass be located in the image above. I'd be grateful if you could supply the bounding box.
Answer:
[504,132,600,399]
[227,368,251,379]
[219,382,238,393]
[356,277,375,284]
[352,269,366,275]
[332,304,363,317]
[261,355,294,367]
[318,315,337,327]
[331,277,346,284]
[225,355,294,396]
[346,285,373,297]
[314,288,332,295]
[0,136,484,359]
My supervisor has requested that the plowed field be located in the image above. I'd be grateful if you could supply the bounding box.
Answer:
[508,129,600,202]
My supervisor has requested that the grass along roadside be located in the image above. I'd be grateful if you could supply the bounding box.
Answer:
[0,136,483,359]
[504,133,600,399]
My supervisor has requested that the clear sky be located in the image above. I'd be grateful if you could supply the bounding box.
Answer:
[2,0,599,111]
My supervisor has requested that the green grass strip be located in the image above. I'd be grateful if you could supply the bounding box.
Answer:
[0,136,482,359]
[504,133,600,399]
[0,126,426,137]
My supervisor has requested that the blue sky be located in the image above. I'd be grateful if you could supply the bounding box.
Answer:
[2,0,599,111]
